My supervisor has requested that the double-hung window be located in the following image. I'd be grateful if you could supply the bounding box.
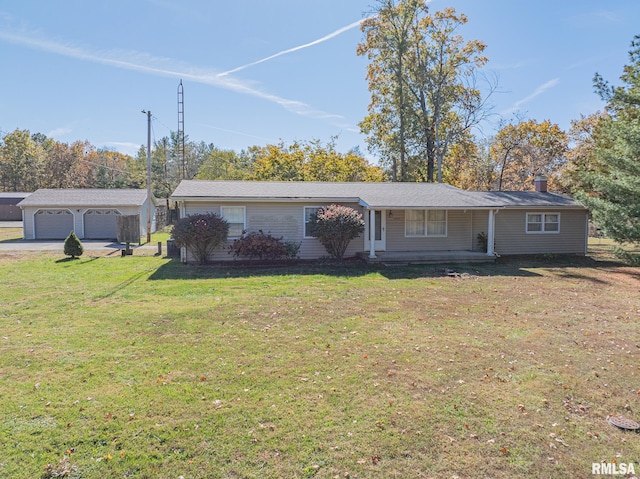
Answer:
[405,209,447,237]
[220,206,245,237]
[526,213,560,233]
[304,207,320,238]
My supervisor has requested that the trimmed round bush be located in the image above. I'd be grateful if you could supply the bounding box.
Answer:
[308,204,365,261]
[171,213,229,264]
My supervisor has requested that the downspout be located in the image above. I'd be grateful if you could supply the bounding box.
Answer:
[369,209,376,259]
[487,209,499,256]
[179,200,187,264]
[584,212,589,255]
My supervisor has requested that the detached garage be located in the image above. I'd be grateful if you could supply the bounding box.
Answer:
[18,189,158,241]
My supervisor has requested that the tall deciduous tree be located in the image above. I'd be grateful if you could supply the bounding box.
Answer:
[0,130,46,191]
[560,112,608,195]
[359,1,493,182]
[249,139,383,182]
[358,0,425,181]
[93,149,137,189]
[42,140,94,189]
[491,119,567,191]
[577,36,640,246]
[443,136,495,190]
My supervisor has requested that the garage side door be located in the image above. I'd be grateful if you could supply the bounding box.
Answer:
[84,209,120,239]
[35,209,74,239]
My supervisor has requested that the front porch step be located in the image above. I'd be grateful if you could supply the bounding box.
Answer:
[357,251,495,264]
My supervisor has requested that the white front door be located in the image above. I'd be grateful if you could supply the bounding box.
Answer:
[365,210,386,251]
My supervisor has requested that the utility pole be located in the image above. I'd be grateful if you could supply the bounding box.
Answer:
[142,109,152,243]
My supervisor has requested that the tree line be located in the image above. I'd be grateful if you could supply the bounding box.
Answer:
[0,112,607,198]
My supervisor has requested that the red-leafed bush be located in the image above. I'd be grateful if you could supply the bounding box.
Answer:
[229,230,299,261]
[308,204,365,261]
[171,213,229,264]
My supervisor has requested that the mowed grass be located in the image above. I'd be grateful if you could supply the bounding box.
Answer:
[0,227,23,242]
[0,246,639,478]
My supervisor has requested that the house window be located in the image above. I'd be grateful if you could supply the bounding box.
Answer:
[304,207,320,238]
[405,209,447,237]
[220,206,245,237]
[526,213,560,233]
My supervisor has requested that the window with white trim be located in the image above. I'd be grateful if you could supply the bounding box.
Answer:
[304,206,320,238]
[405,209,447,237]
[220,206,245,237]
[526,212,560,233]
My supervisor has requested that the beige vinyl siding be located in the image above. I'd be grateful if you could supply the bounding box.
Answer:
[386,209,473,252]
[182,201,365,261]
[184,204,217,216]
[494,208,587,255]
[21,207,37,239]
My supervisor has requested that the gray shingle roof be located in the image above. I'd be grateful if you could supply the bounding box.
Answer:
[171,180,585,209]
[17,189,153,207]
[479,191,581,208]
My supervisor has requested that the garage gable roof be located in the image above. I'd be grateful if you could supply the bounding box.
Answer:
[17,189,154,207]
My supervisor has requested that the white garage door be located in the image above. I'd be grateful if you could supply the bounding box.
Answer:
[84,209,120,239]
[35,209,74,239]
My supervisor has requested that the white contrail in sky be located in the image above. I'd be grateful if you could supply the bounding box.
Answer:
[501,78,560,116]
[218,16,374,77]
[0,20,362,121]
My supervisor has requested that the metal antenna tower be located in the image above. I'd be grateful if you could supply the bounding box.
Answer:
[177,80,185,179]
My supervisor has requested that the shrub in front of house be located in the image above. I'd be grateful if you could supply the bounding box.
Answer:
[171,213,229,264]
[283,240,301,260]
[308,204,365,261]
[63,231,84,259]
[229,230,298,261]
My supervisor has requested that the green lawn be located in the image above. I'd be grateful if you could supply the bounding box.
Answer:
[0,248,639,478]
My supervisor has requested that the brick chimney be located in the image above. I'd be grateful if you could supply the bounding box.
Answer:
[534,176,548,193]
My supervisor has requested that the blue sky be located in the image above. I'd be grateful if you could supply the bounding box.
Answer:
[1,1,639,160]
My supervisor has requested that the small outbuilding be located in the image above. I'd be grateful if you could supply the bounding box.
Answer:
[0,192,30,221]
[18,189,157,241]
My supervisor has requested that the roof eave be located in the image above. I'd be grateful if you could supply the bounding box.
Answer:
[171,195,363,203]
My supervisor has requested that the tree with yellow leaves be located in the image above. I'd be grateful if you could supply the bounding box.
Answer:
[491,119,567,191]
